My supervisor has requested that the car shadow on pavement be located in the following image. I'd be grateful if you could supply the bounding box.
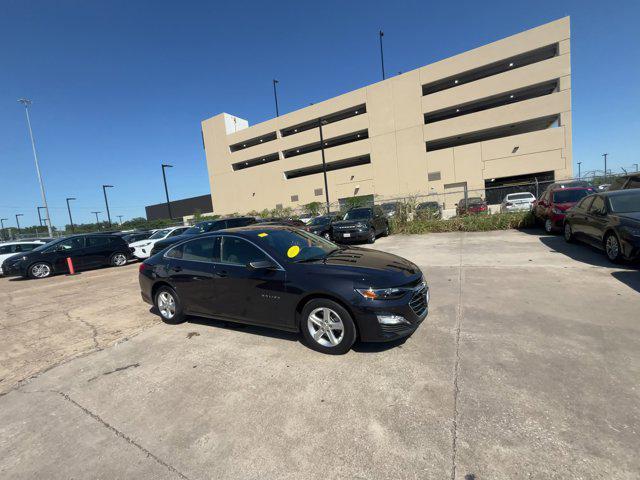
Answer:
[610,271,640,294]
[538,235,639,270]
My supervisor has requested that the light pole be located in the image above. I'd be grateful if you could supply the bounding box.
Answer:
[117,215,123,224]
[92,211,101,225]
[37,206,46,227]
[15,213,24,234]
[273,79,280,117]
[577,161,581,179]
[66,197,76,232]
[102,185,113,228]
[161,164,174,219]
[602,153,608,182]
[379,30,386,80]
[318,117,331,214]
[18,99,53,237]
[1,218,8,240]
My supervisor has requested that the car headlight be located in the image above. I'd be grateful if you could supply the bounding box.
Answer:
[355,222,367,229]
[356,287,407,300]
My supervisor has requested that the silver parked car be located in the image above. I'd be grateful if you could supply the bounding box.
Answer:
[500,192,536,212]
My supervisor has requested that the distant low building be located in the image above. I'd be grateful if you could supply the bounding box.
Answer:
[145,194,213,221]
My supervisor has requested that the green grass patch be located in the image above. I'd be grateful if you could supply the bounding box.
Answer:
[390,211,536,234]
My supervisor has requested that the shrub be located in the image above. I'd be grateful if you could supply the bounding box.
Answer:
[390,211,535,234]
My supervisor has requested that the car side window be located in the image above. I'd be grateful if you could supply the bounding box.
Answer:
[579,196,595,210]
[165,245,183,259]
[589,196,606,215]
[13,244,37,253]
[168,228,185,237]
[87,236,111,247]
[181,237,220,263]
[0,245,12,254]
[220,237,267,266]
[51,237,85,252]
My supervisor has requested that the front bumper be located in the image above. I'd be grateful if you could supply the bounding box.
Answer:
[132,246,152,259]
[353,285,429,342]
[332,229,369,243]
[1,260,25,277]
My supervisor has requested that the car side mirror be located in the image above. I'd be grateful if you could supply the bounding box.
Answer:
[247,259,277,270]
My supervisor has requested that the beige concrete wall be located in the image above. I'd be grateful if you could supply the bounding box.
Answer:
[202,17,572,215]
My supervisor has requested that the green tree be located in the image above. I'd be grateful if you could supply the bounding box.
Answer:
[303,202,323,216]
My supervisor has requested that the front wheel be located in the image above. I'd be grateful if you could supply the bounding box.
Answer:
[544,218,554,234]
[110,252,128,267]
[381,224,389,237]
[604,233,623,263]
[323,232,331,241]
[28,262,52,279]
[564,222,574,243]
[155,286,185,324]
[367,228,376,244]
[301,299,356,355]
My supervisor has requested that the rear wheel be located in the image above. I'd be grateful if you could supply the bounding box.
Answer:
[110,252,128,267]
[564,222,574,243]
[544,218,554,234]
[604,233,623,263]
[155,286,185,324]
[28,262,52,279]
[381,224,389,237]
[301,299,356,355]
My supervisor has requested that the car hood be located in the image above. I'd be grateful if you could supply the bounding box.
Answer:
[299,246,422,288]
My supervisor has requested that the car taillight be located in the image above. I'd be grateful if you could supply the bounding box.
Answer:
[139,263,148,273]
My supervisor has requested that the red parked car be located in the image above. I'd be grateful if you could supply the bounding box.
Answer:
[456,197,488,216]
[533,186,595,233]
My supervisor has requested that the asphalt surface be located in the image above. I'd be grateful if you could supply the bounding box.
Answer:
[0,230,638,479]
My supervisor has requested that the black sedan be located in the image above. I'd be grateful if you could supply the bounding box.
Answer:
[564,189,640,262]
[139,226,428,354]
[1,234,132,279]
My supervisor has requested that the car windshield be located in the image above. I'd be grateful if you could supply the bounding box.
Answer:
[608,192,640,213]
[380,203,397,211]
[553,189,593,203]
[467,197,484,205]
[149,229,171,239]
[253,229,339,263]
[309,216,330,226]
[184,221,215,235]
[343,208,372,220]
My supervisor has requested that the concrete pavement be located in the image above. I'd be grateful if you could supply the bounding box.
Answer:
[1,230,638,479]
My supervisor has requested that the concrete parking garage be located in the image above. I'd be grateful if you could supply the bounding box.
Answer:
[1,231,638,479]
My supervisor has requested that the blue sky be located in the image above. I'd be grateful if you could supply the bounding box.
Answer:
[1,0,639,228]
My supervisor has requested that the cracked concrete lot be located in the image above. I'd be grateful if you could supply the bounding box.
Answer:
[1,230,639,479]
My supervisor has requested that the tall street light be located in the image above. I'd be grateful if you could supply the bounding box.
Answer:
[602,153,608,182]
[18,98,53,237]
[92,211,101,224]
[66,197,76,232]
[273,79,280,117]
[117,215,123,225]
[15,213,24,234]
[1,218,8,240]
[379,30,386,80]
[634,163,638,172]
[37,206,46,227]
[102,185,114,228]
[577,161,581,179]
[161,164,174,219]
[318,117,331,214]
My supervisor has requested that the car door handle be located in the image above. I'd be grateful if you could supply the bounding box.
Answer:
[215,270,228,278]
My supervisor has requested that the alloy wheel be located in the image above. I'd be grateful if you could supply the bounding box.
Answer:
[564,223,572,241]
[606,235,620,260]
[323,233,331,240]
[307,307,345,348]
[113,254,127,266]
[157,291,176,319]
[544,219,553,233]
[31,263,51,278]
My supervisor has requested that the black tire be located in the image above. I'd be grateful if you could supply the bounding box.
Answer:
[564,222,574,243]
[27,262,53,279]
[604,232,623,263]
[300,299,356,355]
[110,252,128,267]
[544,218,554,234]
[323,232,331,241]
[381,224,390,237]
[154,286,185,324]
[366,228,376,244]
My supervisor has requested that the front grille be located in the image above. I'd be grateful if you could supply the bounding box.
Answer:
[409,286,428,318]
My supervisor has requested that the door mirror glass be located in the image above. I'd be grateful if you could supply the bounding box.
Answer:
[247,259,277,270]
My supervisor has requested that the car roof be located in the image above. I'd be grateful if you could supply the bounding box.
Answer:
[550,186,594,191]
[599,189,640,197]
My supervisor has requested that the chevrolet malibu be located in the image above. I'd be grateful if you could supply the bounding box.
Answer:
[139,226,429,354]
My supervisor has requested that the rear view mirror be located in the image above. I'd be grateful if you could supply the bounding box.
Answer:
[247,260,277,270]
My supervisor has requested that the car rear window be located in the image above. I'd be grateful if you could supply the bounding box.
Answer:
[608,191,640,213]
[507,193,534,200]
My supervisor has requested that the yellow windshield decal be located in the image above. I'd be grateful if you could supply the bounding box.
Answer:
[287,245,300,258]
[258,233,268,237]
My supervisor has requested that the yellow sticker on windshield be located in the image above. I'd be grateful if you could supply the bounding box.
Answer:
[258,233,268,237]
[287,245,300,258]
